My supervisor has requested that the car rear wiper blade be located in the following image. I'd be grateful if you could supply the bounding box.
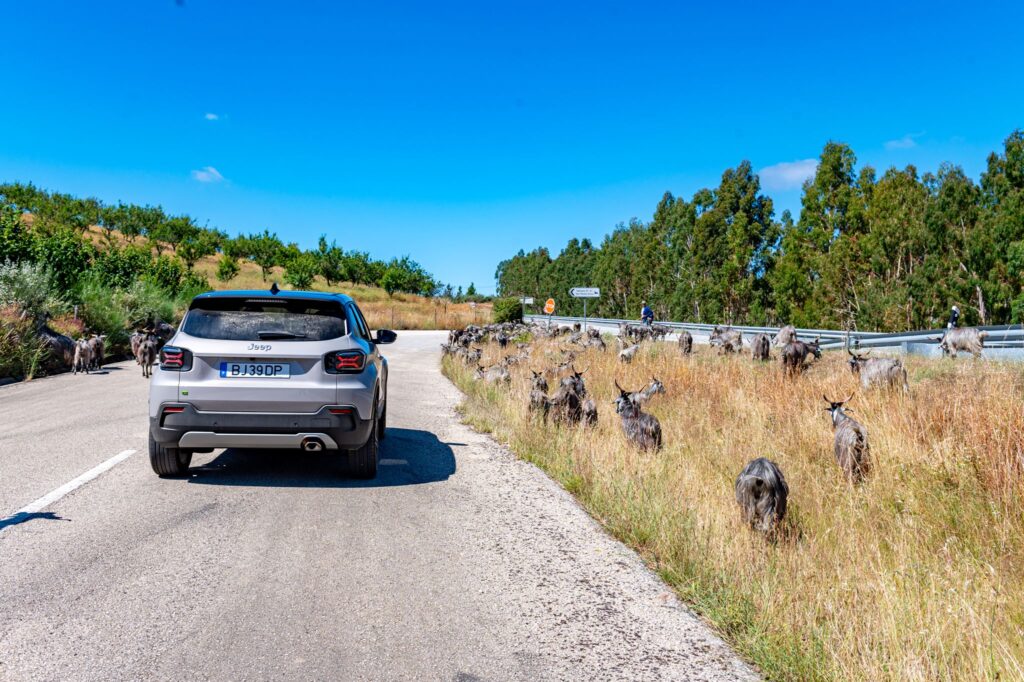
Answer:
[256,330,307,339]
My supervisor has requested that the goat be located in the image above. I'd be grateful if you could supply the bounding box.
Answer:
[847,350,909,392]
[709,326,742,353]
[529,389,551,420]
[549,382,583,425]
[937,327,987,359]
[582,398,598,426]
[73,339,93,375]
[631,376,665,405]
[772,324,797,347]
[613,380,662,451]
[36,319,75,369]
[750,333,771,361]
[734,457,789,536]
[87,334,106,371]
[475,363,511,384]
[781,337,821,377]
[677,330,693,355]
[465,347,483,365]
[823,395,870,482]
[530,370,549,393]
[139,338,157,378]
[586,327,601,340]
[618,342,640,363]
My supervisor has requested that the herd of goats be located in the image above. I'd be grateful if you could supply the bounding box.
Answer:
[443,319,990,538]
[39,321,176,378]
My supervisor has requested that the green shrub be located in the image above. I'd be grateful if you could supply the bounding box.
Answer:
[216,254,240,282]
[93,245,152,289]
[492,296,523,324]
[144,254,186,292]
[284,252,319,289]
[0,260,67,319]
[0,304,46,380]
[30,228,94,290]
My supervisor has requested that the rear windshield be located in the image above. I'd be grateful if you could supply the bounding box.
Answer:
[182,298,348,341]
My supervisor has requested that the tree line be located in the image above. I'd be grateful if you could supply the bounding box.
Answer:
[496,130,1024,331]
[0,182,441,297]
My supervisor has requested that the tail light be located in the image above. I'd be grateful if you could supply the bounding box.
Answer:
[160,346,193,371]
[324,350,365,374]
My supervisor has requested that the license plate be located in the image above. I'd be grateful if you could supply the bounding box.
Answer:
[219,362,290,379]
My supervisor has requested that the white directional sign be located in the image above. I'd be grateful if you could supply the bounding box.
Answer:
[570,287,600,298]
[519,297,535,304]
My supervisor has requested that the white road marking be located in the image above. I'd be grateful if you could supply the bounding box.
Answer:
[1,449,136,530]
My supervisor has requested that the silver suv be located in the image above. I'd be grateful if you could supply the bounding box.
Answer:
[148,288,396,479]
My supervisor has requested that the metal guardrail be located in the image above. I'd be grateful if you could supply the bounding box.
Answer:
[524,314,1024,351]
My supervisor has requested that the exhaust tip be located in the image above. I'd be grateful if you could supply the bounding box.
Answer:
[301,437,324,452]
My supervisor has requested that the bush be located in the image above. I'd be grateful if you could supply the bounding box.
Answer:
[93,245,152,289]
[144,255,186,292]
[30,228,94,290]
[491,296,523,324]
[0,304,46,380]
[0,260,67,319]
[216,254,240,282]
[284,252,319,289]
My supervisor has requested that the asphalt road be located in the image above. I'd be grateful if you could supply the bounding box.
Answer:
[0,331,757,681]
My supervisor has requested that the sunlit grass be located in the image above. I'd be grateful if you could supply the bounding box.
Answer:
[444,339,1024,681]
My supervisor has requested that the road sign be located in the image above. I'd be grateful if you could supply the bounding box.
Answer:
[570,287,600,298]
[543,298,555,314]
[520,297,535,305]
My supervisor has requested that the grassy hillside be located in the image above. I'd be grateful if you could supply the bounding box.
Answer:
[444,338,1024,681]
[81,224,490,330]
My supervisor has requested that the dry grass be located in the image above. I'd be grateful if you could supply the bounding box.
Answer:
[81,225,491,330]
[444,338,1024,681]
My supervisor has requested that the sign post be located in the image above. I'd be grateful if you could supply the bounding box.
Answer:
[569,287,600,332]
[519,296,534,322]
[543,298,555,327]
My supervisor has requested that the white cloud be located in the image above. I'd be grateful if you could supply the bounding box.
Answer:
[191,166,225,183]
[758,159,818,191]
[204,112,219,121]
[884,132,924,150]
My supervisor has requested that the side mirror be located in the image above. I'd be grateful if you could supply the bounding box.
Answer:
[374,329,398,344]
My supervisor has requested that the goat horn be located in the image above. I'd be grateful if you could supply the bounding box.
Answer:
[844,393,855,404]
[823,394,831,403]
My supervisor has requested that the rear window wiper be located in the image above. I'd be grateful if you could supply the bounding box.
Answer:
[256,330,308,340]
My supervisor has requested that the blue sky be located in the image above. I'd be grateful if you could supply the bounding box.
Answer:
[2,1,1022,293]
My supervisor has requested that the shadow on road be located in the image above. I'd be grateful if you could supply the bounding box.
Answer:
[184,427,457,488]
[0,511,68,531]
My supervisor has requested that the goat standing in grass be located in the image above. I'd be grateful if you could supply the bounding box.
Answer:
[781,337,821,377]
[735,457,788,536]
[709,326,743,354]
[613,380,662,451]
[618,338,640,363]
[772,325,797,347]
[750,333,771,361]
[677,330,693,355]
[824,395,870,482]
[847,350,909,392]
[630,376,665,406]
[937,327,987,358]
[475,362,511,384]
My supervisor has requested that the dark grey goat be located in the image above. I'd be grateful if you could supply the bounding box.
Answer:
[734,457,788,536]
[824,395,870,482]
[87,334,106,371]
[750,333,771,361]
[139,338,157,378]
[781,337,821,377]
[613,380,662,451]
[677,330,693,355]
[847,350,909,392]
[937,327,987,359]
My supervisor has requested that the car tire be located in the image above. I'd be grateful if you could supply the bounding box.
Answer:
[377,396,387,441]
[149,433,192,478]
[350,402,379,479]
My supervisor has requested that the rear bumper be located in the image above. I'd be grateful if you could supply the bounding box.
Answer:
[150,403,373,450]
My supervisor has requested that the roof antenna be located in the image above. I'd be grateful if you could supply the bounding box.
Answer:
[270,282,280,295]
